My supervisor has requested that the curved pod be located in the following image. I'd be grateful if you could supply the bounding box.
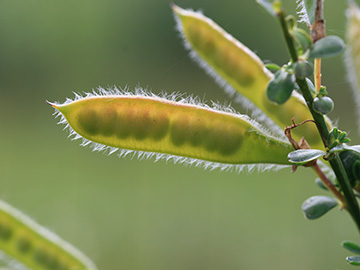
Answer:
[51,94,293,166]
[173,5,331,149]
[0,200,97,270]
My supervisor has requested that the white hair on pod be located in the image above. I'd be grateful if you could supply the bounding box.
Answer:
[52,86,290,174]
[172,6,289,140]
[296,0,311,26]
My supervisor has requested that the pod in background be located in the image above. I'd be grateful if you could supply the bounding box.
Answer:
[172,4,332,149]
[346,1,360,133]
[0,200,97,270]
[49,89,294,171]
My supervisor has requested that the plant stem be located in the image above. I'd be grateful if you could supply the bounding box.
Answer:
[278,11,298,62]
[314,58,322,92]
[312,163,346,206]
[277,9,360,233]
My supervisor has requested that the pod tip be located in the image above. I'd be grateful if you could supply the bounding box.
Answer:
[46,100,57,108]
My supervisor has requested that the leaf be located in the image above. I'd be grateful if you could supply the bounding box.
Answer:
[256,0,277,17]
[288,149,325,165]
[172,4,331,150]
[265,63,281,73]
[315,178,328,191]
[293,28,312,52]
[302,196,338,220]
[347,256,360,266]
[345,145,360,154]
[266,69,295,104]
[309,36,345,59]
[49,90,294,167]
[342,241,360,255]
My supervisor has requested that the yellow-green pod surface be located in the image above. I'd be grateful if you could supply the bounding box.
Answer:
[173,5,329,149]
[51,94,293,166]
[347,1,360,131]
[0,200,97,270]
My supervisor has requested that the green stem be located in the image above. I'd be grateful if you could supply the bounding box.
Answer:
[278,10,360,233]
[278,11,298,62]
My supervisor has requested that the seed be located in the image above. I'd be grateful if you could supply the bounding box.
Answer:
[17,236,32,253]
[78,108,100,136]
[0,222,12,240]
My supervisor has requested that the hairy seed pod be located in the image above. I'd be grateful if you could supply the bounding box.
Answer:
[49,91,293,168]
[0,200,97,270]
[346,1,360,133]
[173,5,332,149]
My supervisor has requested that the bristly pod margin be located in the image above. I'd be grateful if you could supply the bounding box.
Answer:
[0,199,97,270]
[49,86,293,173]
[172,4,331,150]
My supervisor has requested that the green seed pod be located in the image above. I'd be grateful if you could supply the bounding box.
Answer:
[266,69,295,104]
[172,5,332,149]
[313,96,334,115]
[49,89,294,170]
[293,60,313,79]
[346,1,360,133]
[0,200,97,270]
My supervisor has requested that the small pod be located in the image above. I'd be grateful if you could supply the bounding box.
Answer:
[173,5,332,149]
[50,93,294,167]
[0,200,97,270]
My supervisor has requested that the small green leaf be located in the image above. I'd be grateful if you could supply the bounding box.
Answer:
[306,78,316,94]
[315,178,328,191]
[256,0,281,17]
[293,28,312,52]
[347,256,360,266]
[265,63,281,73]
[302,196,338,220]
[288,149,325,165]
[286,15,297,30]
[345,145,360,154]
[294,60,313,79]
[309,36,345,59]
[342,241,360,255]
[329,144,345,153]
[266,69,295,104]
[313,96,334,115]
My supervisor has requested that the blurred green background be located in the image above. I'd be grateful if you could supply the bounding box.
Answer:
[1,0,360,269]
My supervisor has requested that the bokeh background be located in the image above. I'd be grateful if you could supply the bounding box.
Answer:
[1,0,360,269]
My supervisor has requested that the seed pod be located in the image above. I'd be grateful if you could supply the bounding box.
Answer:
[0,200,97,270]
[266,69,295,104]
[172,5,331,149]
[49,90,294,169]
[313,96,334,115]
[346,1,360,133]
